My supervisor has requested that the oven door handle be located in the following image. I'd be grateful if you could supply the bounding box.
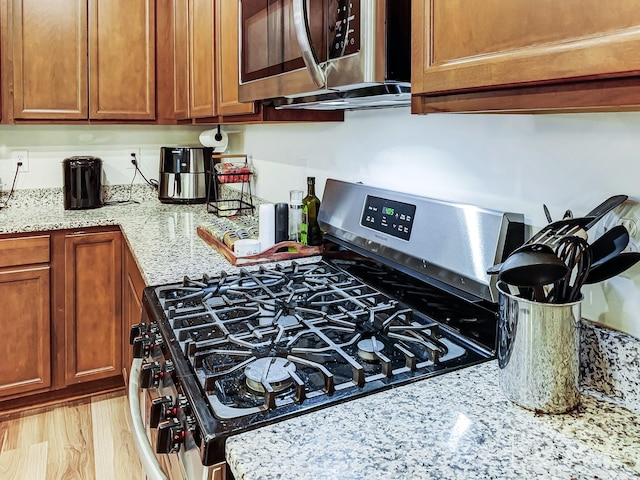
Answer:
[128,358,168,480]
[292,0,325,88]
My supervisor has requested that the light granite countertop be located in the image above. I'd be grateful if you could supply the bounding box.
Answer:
[226,360,640,480]
[2,187,639,480]
[0,186,309,284]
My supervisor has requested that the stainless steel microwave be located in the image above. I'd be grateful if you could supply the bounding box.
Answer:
[238,0,411,110]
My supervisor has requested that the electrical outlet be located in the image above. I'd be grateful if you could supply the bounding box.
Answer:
[11,150,29,172]
[126,148,142,169]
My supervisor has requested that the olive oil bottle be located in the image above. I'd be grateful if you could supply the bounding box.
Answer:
[300,177,322,246]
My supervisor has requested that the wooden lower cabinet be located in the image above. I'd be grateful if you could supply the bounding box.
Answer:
[0,227,129,410]
[63,229,123,385]
[0,266,51,397]
[0,234,52,399]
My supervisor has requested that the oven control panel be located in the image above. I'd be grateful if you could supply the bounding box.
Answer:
[360,195,416,241]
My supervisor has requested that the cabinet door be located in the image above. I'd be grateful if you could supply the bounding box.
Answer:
[122,242,146,383]
[413,0,640,96]
[215,0,256,117]
[64,231,122,384]
[189,0,216,118]
[173,0,190,119]
[0,267,51,398]
[12,0,88,119]
[89,0,156,120]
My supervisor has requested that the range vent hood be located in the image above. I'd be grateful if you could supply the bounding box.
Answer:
[269,84,411,111]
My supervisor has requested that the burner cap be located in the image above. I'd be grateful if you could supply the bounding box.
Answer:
[357,338,385,362]
[245,357,296,393]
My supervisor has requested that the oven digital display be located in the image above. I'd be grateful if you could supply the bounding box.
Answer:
[361,195,416,241]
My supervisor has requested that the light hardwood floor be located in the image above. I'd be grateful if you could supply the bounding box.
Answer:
[0,392,143,480]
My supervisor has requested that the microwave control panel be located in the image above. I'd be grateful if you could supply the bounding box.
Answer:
[361,195,416,241]
[329,0,360,58]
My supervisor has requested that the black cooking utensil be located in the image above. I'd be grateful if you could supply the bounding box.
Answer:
[584,252,640,284]
[527,215,595,246]
[487,195,627,276]
[584,194,628,229]
[487,217,594,275]
[589,225,629,268]
[497,245,569,288]
[550,236,591,303]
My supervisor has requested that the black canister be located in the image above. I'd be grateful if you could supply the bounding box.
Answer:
[63,156,103,210]
[274,203,289,243]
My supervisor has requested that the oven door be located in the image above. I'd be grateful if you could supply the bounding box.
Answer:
[239,0,329,101]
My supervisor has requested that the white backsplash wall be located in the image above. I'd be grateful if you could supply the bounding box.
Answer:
[239,107,640,338]
[0,124,205,190]
[1,115,639,337]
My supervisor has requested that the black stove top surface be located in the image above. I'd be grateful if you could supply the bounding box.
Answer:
[142,257,497,463]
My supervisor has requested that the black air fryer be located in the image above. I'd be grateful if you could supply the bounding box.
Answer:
[63,156,103,210]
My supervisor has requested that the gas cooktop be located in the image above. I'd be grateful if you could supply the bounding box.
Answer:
[144,258,493,434]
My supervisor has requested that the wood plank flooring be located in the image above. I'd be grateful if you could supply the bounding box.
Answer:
[0,392,143,480]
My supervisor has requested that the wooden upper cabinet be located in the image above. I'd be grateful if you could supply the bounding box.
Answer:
[12,0,87,119]
[172,0,190,119]
[89,0,156,120]
[12,0,155,120]
[215,0,256,117]
[188,0,216,118]
[157,0,256,121]
[412,0,640,113]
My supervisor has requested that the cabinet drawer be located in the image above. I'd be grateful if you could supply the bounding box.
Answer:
[0,235,51,267]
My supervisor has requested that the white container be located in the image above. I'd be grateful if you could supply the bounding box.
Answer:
[258,203,275,251]
[234,239,261,257]
[497,282,581,414]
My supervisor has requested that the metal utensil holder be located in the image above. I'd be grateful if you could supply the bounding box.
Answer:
[497,282,581,413]
[207,154,255,217]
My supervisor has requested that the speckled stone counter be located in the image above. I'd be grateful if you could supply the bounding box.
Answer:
[2,187,639,480]
[226,361,640,480]
[0,186,313,285]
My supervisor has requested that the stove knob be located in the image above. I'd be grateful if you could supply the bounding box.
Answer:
[132,333,155,359]
[149,396,174,428]
[129,323,147,345]
[140,361,162,389]
[156,418,184,454]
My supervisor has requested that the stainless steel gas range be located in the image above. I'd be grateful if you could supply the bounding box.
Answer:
[128,179,524,480]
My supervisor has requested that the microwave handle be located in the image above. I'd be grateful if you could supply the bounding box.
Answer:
[128,358,169,480]
[292,0,325,88]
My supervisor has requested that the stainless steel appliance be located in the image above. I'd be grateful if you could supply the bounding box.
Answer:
[62,156,103,210]
[128,179,524,479]
[158,147,214,204]
[238,0,411,110]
